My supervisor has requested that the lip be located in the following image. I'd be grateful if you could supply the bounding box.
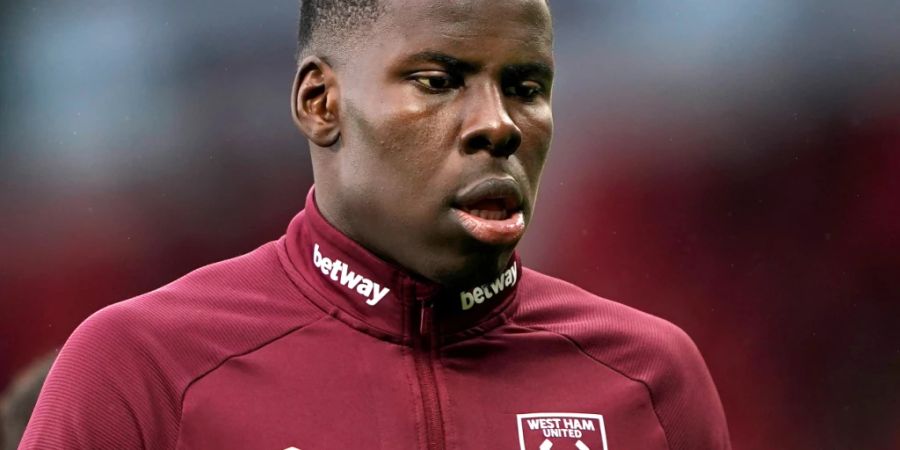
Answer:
[451,209,525,245]
[451,177,526,245]
[454,177,524,211]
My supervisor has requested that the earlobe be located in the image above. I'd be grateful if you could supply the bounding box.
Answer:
[291,56,340,147]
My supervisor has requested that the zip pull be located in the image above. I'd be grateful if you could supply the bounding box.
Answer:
[419,301,434,337]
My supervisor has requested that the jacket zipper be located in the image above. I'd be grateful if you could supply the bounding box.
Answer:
[413,299,445,450]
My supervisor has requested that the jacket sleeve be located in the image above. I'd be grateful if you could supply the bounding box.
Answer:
[648,322,731,450]
[20,304,177,449]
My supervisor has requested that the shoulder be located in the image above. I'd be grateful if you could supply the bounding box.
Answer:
[21,241,325,448]
[77,240,323,379]
[515,268,691,357]
[514,268,732,449]
[514,267,708,397]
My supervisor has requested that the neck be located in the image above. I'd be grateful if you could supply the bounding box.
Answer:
[277,186,523,341]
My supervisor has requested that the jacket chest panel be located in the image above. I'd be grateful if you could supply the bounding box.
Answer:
[176,321,668,450]
[176,321,420,450]
[438,329,670,450]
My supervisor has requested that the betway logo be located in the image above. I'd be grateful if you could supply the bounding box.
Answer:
[312,244,390,306]
[459,262,518,311]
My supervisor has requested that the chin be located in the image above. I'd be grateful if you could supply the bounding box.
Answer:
[431,245,515,288]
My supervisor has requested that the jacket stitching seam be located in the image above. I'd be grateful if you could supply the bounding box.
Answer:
[173,315,330,448]
[511,323,673,450]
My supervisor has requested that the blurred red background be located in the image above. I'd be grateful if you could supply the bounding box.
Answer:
[1,1,898,448]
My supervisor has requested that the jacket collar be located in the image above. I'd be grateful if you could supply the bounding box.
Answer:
[279,187,520,344]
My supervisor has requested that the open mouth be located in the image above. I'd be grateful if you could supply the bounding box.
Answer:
[451,178,526,245]
[457,197,518,221]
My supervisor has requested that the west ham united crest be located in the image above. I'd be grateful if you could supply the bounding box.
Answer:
[517,412,609,450]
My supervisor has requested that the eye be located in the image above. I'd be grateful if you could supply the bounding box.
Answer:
[504,81,544,100]
[410,72,460,92]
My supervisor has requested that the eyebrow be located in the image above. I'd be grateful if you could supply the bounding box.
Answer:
[502,62,555,83]
[402,51,554,81]
[404,51,480,74]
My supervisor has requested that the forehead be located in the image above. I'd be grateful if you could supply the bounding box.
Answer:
[371,0,553,62]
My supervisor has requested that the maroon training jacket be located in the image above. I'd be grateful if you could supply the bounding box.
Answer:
[22,189,730,449]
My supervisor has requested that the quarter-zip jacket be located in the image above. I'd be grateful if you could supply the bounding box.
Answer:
[22,188,731,450]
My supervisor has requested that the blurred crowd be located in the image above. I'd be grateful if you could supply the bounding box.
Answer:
[1,1,898,448]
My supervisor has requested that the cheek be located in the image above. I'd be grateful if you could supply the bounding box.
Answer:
[391,126,459,205]
[516,106,553,175]
[344,91,460,199]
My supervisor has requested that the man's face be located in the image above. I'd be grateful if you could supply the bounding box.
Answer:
[327,0,553,285]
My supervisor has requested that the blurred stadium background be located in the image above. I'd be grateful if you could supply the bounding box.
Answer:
[1,0,898,448]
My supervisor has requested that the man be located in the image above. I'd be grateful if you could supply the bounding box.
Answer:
[22,0,731,448]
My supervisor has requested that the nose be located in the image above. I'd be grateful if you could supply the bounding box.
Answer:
[460,83,522,158]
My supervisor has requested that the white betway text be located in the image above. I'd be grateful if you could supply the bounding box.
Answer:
[312,244,390,306]
[459,262,517,311]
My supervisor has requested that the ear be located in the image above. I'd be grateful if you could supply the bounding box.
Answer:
[291,56,341,147]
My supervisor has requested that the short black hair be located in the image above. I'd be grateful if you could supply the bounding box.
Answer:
[297,0,385,61]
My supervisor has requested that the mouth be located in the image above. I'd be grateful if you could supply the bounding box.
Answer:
[451,178,526,245]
